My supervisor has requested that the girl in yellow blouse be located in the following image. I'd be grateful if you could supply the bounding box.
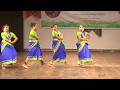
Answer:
[0,24,18,69]
[76,25,93,66]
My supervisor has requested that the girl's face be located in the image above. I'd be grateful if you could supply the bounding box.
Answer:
[79,26,84,32]
[33,24,38,30]
[53,25,57,30]
[3,26,9,32]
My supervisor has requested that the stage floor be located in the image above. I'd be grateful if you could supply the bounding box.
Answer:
[0,51,120,79]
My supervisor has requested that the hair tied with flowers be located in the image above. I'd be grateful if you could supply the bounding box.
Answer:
[2,25,4,30]
[50,25,53,29]
[50,25,53,28]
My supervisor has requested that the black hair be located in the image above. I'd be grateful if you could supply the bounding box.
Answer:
[2,24,9,30]
[53,24,57,27]
[3,24,9,27]
[30,23,37,28]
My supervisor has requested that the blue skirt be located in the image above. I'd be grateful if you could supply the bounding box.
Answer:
[76,42,93,63]
[0,42,17,65]
[26,42,43,61]
[51,40,66,63]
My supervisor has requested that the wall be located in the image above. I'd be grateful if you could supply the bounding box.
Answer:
[24,16,120,50]
[0,11,23,52]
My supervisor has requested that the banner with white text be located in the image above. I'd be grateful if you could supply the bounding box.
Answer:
[41,11,120,29]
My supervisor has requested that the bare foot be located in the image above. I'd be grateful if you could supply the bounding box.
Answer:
[79,64,84,67]
[41,61,46,65]
[48,63,53,67]
[78,61,84,67]
[64,61,67,65]
[48,62,54,67]
[22,64,29,69]
[2,65,6,70]
[49,64,55,69]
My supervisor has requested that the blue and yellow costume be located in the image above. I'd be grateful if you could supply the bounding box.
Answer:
[0,32,17,65]
[76,31,93,63]
[50,30,66,64]
[26,29,43,61]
